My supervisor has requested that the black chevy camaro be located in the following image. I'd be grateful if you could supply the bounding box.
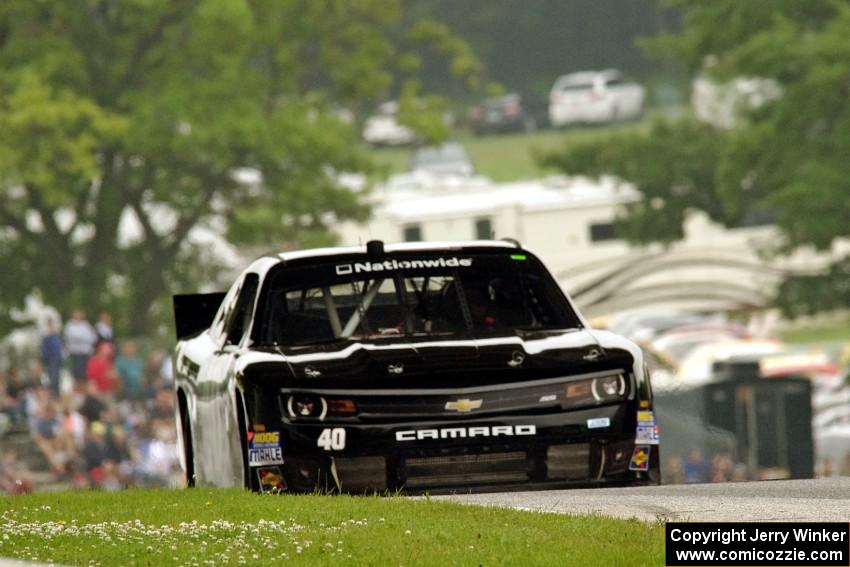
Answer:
[173,240,660,493]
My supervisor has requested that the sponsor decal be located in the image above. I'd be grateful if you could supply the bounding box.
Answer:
[636,410,656,425]
[444,398,482,413]
[586,417,610,429]
[249,431,280,447]
[635,410,659,445]
[257,466,286,493]
[629,445,650,471]
[335,257,473,275]
[635,424,660,445]
[249,447,284,466]
[395,424,536,441]
[248,430,284,466]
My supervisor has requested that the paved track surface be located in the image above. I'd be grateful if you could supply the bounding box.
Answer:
[437,478,850,522]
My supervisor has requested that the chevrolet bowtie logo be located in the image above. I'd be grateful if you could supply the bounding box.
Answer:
[444,398,483,413]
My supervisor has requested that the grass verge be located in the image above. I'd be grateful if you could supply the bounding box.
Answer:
[0,488,664,566]
[368,118,656,183]
[780,319,850,344]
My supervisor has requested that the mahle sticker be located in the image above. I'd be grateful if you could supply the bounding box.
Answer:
[248,430,284,466]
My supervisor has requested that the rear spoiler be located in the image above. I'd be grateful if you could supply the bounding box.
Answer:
[173,292,226,340]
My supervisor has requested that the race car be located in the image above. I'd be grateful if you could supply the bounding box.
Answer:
[173,240,660,493]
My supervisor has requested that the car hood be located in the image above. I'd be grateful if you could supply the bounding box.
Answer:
[239,329,639,389]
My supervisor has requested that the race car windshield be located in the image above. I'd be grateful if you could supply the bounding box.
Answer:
[262,253,580,346]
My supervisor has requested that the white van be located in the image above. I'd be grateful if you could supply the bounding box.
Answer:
[549,70,645,127]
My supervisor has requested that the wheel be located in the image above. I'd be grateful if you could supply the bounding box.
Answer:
[234,389,252,490]
[177,392,195,488]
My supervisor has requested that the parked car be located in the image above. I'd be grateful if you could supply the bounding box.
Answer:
[173,240,659,493]
[362,101,416,147]
[467,93,535,135]
[548,70,645,127]
[409,142,474,176]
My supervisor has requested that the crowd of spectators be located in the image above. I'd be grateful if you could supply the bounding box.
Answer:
[0,309,181,494]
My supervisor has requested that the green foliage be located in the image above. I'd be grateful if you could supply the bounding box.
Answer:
[776,256,850,318]
[541,118,729,244]
[0,0,482,335]
[542,0,850,316]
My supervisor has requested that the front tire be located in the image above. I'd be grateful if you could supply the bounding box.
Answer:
[234,389,252,490]
[177,392,195,488]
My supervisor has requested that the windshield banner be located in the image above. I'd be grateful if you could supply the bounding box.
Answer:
[335,257,473,275]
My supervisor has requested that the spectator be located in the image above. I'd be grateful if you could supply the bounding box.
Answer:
[41,318,64,395]
[99,460,123,492]
[86,342,118,396]
[683,449,709,483]
[150,387,175,421]
[138,418,180,486]
[160,354,174,387]
[0,448,32,495]
[0,368,26,426]
[78,382,107,424]
[665,456,685,484]
[710,453,734,483]
[106,425,140,484]
[64,310,98,384]
[95,311,114,345]
[59,396,86,450]
[25,361,48,390]
[115,341,144,400]
[32,399,69,476]
[143,350,175,389]
[83,421,109,477]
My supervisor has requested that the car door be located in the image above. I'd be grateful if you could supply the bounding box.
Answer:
[193,273,260,487]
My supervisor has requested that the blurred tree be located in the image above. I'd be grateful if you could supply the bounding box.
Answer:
[541,0,850,316]
[0,0,482,335]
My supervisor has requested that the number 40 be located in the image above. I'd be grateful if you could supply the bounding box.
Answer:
[317,428,346,451]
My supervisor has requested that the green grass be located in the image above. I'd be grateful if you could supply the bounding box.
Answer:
[780,319,850,344]
[0,488,665,566]
[368,119,654,183]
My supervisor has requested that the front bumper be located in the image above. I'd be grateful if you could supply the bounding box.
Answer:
[247,402,659,493]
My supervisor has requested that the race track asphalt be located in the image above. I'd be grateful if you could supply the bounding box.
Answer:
[437,478,850,522]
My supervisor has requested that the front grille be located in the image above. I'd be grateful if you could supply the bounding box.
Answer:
[285,370,629,422]
[334,456,387,492]
[403,451,529,488]
[546,443,591,480]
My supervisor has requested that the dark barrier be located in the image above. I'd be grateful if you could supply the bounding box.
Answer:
[654,370,814,483]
